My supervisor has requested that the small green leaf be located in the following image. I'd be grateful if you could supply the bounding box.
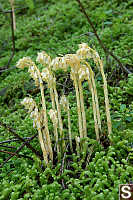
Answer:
[125,116,132,122]
[120,104,126,112]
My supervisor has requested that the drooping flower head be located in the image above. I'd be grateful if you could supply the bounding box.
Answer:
[76,43,92,60]
[21,97,36,113]
[78,65,90,82]
[36,51,51,66]
[51,57,68,72]
[41,68,56,88]
[16,57,34,69]
[28,65,40,86]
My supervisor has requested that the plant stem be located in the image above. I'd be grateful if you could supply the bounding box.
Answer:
[50,88,56,110]
[37,125,48,164]
[73,74,83,139]
[88,78,100,141]
[78,79,87,138]
[35,65,53,161]
[67,101,73,151]
[98,59,112,135]
[53,85,65,151]
[90,71,101,131]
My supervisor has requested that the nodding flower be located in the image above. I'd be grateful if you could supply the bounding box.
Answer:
[16,57,34,69]
[41,68,56,88]
[36,51,51,66]
[51,56,68,71]
[21,97,36,113]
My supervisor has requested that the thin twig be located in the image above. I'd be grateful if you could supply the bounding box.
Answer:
[0,133,38,168]
[76,0,132,74]
[0,143,26,168]
[0,66,16,73]
[0,145,16,149]
[0,6,28,13]
[0,121,42,159]
[0,149,33,160]
[6,9,15,68]
[0,137,32,144]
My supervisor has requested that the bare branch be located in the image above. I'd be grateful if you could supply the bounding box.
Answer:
[0,149,33,160]
[0,145,29,168]
[0,133,38,168]
[0,121,42,159]
[0,145,16,149]
[0,137,31,144]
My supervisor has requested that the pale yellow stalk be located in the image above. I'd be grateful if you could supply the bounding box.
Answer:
[91,73,101,131]
[53,86,65,150]
[77,44,111,135]
[88,78,100,141]
[21,97,48,164]
[34,64,53,161]
[73,74,83,139]
[41,66,65,152]
[99,59,112,135]
[93,55,112,135]
[67,101,73,151]
[38,127,48,164]
[48,109,59,155]
[49,88,60,153]
[84,61,100,141]
[50,88,56,110]
[78,79,87,138]
[85,62,101,131]
[75,136,80,156]
[54,125,60,154]
[64,54,83,139]
[60,95,73,151]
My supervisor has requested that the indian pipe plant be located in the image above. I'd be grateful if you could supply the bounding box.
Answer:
[16,43,112,166]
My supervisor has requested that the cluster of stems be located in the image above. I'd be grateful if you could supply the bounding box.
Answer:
[16,43,112,164]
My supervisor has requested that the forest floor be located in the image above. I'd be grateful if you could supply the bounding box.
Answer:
[0,0,133,199]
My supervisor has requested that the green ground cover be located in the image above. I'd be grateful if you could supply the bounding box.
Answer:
[0,0,133,199]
